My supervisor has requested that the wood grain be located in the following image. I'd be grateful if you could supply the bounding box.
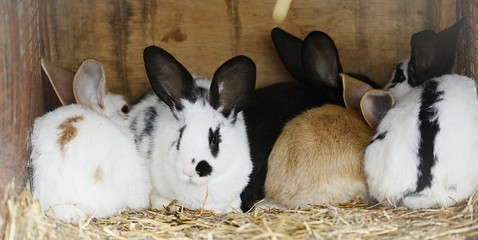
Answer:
[43,0,438,106]
[0,0,44,195]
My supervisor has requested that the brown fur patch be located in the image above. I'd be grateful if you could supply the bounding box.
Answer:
[266,105,373,208]
[93,166,103,183]
[57,116,84,154]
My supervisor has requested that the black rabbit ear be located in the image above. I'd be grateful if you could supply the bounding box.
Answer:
[409,30,444,86]
[409,19,464,86]
[143,45,198,110]
[437,18,465,73]
[271,27,309,84]
[209,55,256,118]
[302,31,343,102]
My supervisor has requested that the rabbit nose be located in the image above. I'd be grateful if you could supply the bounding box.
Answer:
[195,160,212,177]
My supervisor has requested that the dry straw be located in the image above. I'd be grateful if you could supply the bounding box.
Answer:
[1,182,478,240]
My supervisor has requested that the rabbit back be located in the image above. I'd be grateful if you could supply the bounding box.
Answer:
[31,105,150,221]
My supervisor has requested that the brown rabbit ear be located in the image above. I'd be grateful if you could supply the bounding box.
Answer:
[41,58,76,105]
[341,73,373,111]
[73,59,107,112]
[360,90,394,129]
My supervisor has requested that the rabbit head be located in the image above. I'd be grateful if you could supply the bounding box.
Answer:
[143,46,256,186]
[41,59,130,120]
[386,19,464,99]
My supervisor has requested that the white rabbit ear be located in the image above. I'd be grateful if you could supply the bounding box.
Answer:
[73,59,106,111]
[41,58,76,105]
[209,55,256,117]
[342,73,373,111]
[143,45,197,110]
[360,90,394,129]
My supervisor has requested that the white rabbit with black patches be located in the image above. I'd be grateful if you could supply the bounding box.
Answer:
[364,19,478,209]
[32,59,151,222]
[128,46,255,213]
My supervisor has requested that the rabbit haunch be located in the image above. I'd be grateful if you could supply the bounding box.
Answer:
[128,46,255,213]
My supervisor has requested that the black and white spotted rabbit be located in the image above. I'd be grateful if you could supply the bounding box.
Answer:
[364,19,477,209]
[128,46,255,213]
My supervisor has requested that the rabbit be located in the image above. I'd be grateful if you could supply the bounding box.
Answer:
[261,74,393,209]
[128,46,255,213]
[364,19,477,209]
[31,59,151,222]
[240,28,378,211]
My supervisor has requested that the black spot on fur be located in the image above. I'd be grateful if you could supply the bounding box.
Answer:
[196,160,212,177]
[141,106,157,139]
[177,126,186,150]
[209,127,221,157]
[129,116,138,136]
[416,79,443,193]
[387,63,407,89]
[369,131,388,145]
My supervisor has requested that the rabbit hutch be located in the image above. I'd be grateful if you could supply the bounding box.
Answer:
[1,0,478,238]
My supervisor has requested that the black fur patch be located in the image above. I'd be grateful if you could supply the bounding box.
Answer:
[196,160,213,177]
[176,126,186,150]
[141,106,157,139]
[387,63,406,89]
[208,127,221,157]
[129,116,138,136]
[416,80,443,193]
[369,131,388,145]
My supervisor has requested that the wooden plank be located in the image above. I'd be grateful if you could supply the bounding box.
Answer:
[44,0,234,102]
[457,0,478,81]
[0,0,44,196]
[237,0,430,87]
[44,0,433,103]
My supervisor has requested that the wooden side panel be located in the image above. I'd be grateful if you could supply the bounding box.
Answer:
[43,0,432,106]
[457,0,478,81]
[0,0,44,195]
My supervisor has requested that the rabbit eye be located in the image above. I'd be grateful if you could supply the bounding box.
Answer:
[121,104,130,114]
[208,127,221,157]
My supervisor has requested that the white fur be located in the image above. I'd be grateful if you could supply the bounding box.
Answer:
[365,73,478,208]
[129,77,252,213]
[31,96,151,222]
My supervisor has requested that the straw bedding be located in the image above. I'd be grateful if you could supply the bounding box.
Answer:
[1,182,478,239]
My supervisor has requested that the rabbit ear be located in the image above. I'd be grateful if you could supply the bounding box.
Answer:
[271,27,309,84]
[409,30,444,86]
[209,55,256,117]
[41,58,76,105]
[437,18,465,74]
[143,45,197,110]
[408,20,463,86]
[302,31,343,102]
[342,74,373,111]
[360,90,394,129]
[73,59,107,112]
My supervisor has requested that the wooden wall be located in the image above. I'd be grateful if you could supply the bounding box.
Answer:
[0,0,44,196]
[42,0,457,107]
[0,0,464,196]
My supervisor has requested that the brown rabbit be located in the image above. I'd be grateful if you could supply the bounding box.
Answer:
[263,74,393,209]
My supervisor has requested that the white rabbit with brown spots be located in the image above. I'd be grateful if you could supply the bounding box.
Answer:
[31,59,151,222]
